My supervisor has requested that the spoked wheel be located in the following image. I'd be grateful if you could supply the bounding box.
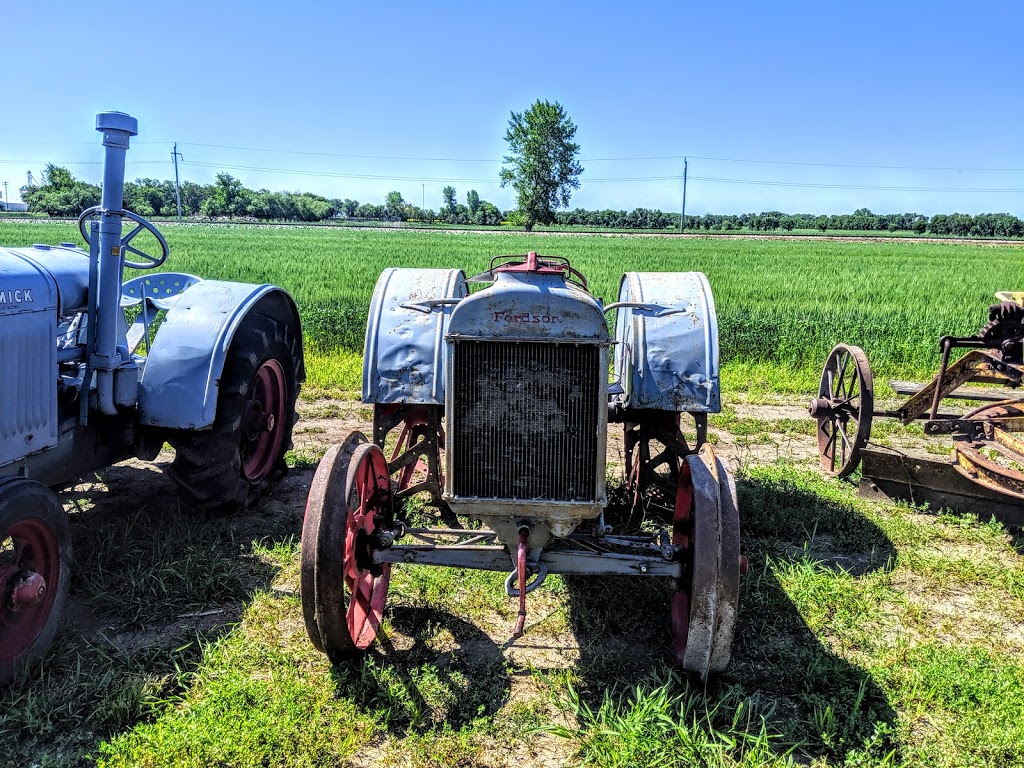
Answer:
[624,410,707,514]
[671,446,741,680]
[810,344,874,478]
[372,404,445,507]
[0,480,71,684]
[301,433,393,661]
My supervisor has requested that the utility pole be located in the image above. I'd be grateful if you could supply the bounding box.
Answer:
[422,183,425,209]
[2,182,7,212]
[172,143,184,221]
[680,157,688,233]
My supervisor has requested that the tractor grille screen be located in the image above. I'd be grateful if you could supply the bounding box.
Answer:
[452,341,600,501]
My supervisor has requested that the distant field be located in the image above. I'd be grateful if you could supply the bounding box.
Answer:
[3,220,1021,393]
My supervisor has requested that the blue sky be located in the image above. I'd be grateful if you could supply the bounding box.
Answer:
[2,0,1022,216]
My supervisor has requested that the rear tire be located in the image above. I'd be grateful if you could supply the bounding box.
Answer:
[168,311,301,511]
[0,480,71,684]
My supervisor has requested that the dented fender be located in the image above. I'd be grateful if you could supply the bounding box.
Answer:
[363,268,467,404]
[613,272,721,412]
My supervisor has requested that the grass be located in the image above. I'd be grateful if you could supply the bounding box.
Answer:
[2,220,1022,394]
[2,458,1022,766]
[3,223,1024,765]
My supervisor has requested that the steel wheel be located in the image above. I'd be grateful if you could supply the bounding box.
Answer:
[0,480,71,684]
[372,404,445,509]
[810,344,874,478]
[676,447,722,678]
[952,401,1024,499]
[301,433,393,661]
[709,455,740,674]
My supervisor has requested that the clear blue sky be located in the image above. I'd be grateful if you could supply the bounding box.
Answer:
[2,0,1022,216]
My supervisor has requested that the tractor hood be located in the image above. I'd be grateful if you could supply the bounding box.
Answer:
[0,247,59,316]
[1,244,90,316]
[446,271,608,343]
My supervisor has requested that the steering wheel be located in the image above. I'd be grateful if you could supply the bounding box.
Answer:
[77,206,170,270]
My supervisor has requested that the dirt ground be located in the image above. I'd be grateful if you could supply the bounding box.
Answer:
[51,395,985,766]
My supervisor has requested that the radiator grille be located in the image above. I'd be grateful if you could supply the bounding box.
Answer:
[0,310,58,467]
[452,341,600,500]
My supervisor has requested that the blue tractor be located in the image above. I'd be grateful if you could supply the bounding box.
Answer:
[0,113,304,682]
[301,253,742,680]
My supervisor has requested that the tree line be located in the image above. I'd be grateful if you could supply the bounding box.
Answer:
[13,163,1023,238]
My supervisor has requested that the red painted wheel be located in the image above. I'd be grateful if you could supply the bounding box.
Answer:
[672,446,741,680]
[373,404,446,509]
[241,359,288,483]
[676,448,720,677]
[670,462,694,663]
[390,411,433,494]
[811,344,873,478]
[301,433,393,661]
[0,480,71,684]
[710,455,741,675]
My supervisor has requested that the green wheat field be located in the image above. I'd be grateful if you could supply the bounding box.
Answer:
[2,221,1023,768]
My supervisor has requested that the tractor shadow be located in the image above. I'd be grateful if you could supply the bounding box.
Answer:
[561,470,899,764]
[1,460,309,763]
[331,605,511,733]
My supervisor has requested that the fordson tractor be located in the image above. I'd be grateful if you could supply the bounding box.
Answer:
[0,113,304,682]
[301,253,741,679]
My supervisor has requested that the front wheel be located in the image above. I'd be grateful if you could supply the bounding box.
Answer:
[168,310,302,511]
[0,480,71,684]
[301,433,393,662]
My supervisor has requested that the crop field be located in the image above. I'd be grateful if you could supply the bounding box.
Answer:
[2,220,1021,395]
[2,221,1024,767]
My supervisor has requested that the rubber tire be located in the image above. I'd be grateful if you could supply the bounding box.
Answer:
[0,480,71,685]
[168,310,301,511]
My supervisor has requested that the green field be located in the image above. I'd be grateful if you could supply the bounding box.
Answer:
[2,220,1021,395]
[4,222,1024,767]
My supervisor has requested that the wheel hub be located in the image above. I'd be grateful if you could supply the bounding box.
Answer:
[244,401,275,441]
[4,569,46,610]
[241,359,288,483]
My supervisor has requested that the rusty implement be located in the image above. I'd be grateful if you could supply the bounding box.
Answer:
[810,297,1024,524]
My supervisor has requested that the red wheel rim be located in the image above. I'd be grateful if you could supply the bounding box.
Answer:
[345,448,392,649]
[671,463,693,662]
[0,517,61,665]
[241,359,288,482]
[390,416,432,492]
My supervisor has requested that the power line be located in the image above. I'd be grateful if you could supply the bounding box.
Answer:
[0,160,171,166]
[687,155,1024,172]
[168,142,1024,172]
[180,160,1024,192]
[4,134,1024,172]
[180,142,498,162]
[688,175,1024,193]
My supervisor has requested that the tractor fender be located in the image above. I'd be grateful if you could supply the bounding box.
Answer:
[138,280,304,429]
[612,272,721,412]
[363,268,467,405]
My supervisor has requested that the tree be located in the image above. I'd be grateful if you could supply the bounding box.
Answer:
[500,99,583,231]
[442,186,457,215]
[201,173,246,218]
[466,189,480,216]
[385,191,407,221]
[21,163,100,216]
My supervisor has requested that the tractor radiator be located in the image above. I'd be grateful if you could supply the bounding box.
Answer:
[452,341,600,501]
